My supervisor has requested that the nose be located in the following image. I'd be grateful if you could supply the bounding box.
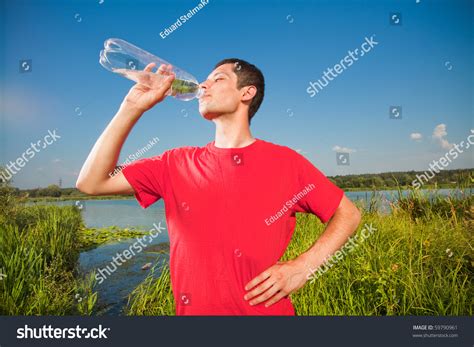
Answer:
[199,79,210,90]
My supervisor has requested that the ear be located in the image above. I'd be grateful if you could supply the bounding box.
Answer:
[241,85,257,102]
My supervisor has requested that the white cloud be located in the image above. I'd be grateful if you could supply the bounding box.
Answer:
[433,124,447,138]
[410,133,423,141]
[432,124,453,149]
[332,145,356,153]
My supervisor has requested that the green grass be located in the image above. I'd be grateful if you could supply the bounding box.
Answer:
[0,201,98,315]
[125,265,175,316]
[126,188,473,316]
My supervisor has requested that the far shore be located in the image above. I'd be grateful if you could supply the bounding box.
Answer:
[22,184,472,203]
[25,195,135,202]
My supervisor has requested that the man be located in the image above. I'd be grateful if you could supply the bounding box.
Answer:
[76,58,361,315]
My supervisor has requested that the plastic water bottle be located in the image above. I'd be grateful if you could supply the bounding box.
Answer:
[99,38,203,101]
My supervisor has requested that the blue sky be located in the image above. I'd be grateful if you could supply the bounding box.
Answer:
[1,0,473,189]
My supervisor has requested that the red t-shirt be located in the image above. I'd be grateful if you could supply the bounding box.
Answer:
[122,138,344,315]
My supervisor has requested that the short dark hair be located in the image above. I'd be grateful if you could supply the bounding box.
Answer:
[214,58,265,125]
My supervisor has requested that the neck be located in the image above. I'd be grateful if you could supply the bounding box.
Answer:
[212,111,254,148]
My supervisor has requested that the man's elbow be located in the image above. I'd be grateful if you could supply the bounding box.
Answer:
[346,199,362,226]
[335,195,362,228]
[352,206,362,227]
[76,178,98,195]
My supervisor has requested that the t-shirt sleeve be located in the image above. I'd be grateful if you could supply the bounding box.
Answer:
[121,150,171,209]
[293,153,344,223]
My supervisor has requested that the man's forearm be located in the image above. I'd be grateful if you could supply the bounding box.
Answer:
[76,101,144,193]
[297,198,361,277]
[243,197,362,306]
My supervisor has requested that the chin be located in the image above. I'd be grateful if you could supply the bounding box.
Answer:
[200,111,219,121]
[199,105,219,120]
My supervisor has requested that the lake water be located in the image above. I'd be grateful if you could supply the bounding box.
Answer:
[47,188,470,229]
[32,199,170,315]
[49,198,167,228]
[33,188,470,315]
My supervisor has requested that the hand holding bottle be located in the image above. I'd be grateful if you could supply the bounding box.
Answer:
[122,63,175,113]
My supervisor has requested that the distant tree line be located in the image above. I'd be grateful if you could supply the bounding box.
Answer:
[1,168,472,198]
[19,185,78,198]
[328,169,472,189]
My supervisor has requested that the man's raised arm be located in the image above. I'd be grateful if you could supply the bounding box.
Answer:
[76,63,175,195]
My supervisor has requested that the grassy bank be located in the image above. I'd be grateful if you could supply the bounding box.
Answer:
[125,188,473,316]
[0,187,148,315]
[0,199,97,315]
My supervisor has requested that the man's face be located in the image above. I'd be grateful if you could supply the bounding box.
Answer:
[198,63,242,120]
